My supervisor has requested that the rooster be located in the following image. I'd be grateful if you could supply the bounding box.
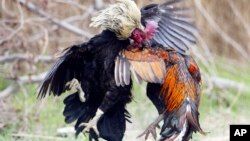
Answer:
[116,47,206,140]
[38,0,204,141]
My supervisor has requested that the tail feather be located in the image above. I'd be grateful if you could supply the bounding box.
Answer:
[96,103,130,141]
[160,100,205,141]
[63,93,97,137]
[63,93,95,124]
[186,101,206,135]
[63,92,131,141]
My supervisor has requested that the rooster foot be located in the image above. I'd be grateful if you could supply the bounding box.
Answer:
[137,123,158,140]
[79,119,99,136]
[79,109,104,136]
[138,113,165,140]
[66,78,85,102]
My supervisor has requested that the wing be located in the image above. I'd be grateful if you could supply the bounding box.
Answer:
[38,30,129,98]
[37,43,88,98]
[141,0,198,53]
[114,48,168,86]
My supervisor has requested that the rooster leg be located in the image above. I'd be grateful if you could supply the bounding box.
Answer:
[79,109,104,136]
[137,113,165,140]
[65,78,85,102]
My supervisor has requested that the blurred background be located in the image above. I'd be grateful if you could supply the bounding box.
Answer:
[0,0,249,141]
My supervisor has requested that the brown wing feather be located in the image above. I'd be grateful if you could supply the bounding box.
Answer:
[160,52,200,112]
[123,48,165,62]
[122,48,168,84]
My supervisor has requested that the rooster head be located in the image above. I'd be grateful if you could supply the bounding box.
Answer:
[90,0,158,46]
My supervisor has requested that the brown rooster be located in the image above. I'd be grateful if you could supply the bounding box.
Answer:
[116,47,206,140]
[114,0,206,140]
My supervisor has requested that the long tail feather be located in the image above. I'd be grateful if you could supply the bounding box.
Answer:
[160,100,205,141]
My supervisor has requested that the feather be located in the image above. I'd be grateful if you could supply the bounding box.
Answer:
[37,45,86,98]
[186,100,206,135]
[154,32,176,49]
[131,66,143,85]
[163,18,197,42]
[141,0,197,53]
[123,58,131,85]
[119,57,125,87]
[165,25,195,45]
[130,61,147,82]
[90,0,142,39]
[159,24,188,52]
[114,57,121,86]
[121,48,167,84]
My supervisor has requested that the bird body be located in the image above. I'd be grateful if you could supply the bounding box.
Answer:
[38,30,133,141]
[161,51,200,113]
[159,52,205,140]
[118,47,205,140]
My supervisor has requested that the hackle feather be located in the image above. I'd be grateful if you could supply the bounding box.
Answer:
[90,0,143,39]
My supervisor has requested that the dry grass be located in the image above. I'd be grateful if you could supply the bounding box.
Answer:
[1,0,249,58]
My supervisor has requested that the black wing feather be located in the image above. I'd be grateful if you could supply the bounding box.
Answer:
[141,0,197,53]
[37,44,88,98]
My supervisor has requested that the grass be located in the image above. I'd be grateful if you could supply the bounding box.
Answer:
[0,83,84,141]
[0,62,250,141]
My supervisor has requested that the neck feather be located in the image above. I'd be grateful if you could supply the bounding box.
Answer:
[145,21,158,41]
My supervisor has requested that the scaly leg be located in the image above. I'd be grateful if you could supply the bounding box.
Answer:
[78,87,130,137]
[137,113,165,140]
[66,78,85,102]
[79,109,104,136]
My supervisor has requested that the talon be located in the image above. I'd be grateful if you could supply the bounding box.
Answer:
[79,109,104,136]
[137,113,165,140]
[80,122,100,136]
[66,78,86,102]
[137,124,157,140]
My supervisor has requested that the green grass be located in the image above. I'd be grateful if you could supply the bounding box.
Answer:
[0,84,85,141]
[192,60,250,141]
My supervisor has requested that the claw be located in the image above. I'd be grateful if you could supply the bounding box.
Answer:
[66,78,86,102]
[137,124,157,140]
[79,109,104,136]
[80,120,100,136]
[137,113,165,140]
